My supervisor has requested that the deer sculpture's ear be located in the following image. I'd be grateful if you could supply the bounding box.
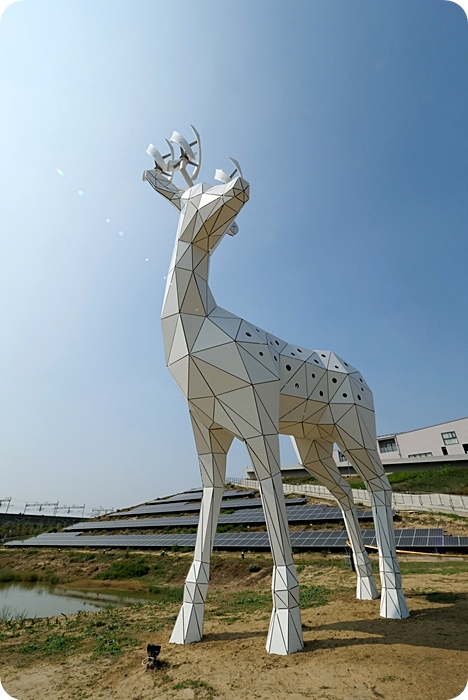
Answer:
[227,222,239,236]
[215,169,231,184]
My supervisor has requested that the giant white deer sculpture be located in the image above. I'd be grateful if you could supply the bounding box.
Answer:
[143,127,410,656]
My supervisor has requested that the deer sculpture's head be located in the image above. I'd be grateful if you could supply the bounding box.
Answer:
[143,126,249,254]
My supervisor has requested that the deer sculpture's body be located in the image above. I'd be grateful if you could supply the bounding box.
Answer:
[143,128,409,656]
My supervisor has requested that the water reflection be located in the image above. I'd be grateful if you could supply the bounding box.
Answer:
[0,582,154,619]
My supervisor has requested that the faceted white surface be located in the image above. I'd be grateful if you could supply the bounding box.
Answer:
[144,128,410,655]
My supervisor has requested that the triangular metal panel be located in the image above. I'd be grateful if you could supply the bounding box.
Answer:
[192,319,233,353]
[181,314,205,350]
[187,359,214,399]
[237,341,278,376]
[168,318,189,365]
[238,346,278,384]
[306,373,329,403]
[305,365,326,396]
[213,400,243,437]
[168,357,189,396]
[192,343,250,382]
[161,313,179,363]
[279,394,305,420]
[180,275,206,316]
[217,386,261,431]
[190,396,215,421]
[209,306,242,319]
[193,357,250,394]
[209,315,242,339]
[253,381,280,426]
[236,320,265,344]
[281,363,308,399]
[329,376,355,404]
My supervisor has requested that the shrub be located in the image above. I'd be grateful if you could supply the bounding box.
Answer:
[94,557,150,580]
[21,572,39,583]
[248,564,261,573]
[0,569,19,583]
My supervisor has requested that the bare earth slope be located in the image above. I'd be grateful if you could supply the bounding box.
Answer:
[1,549,467,700]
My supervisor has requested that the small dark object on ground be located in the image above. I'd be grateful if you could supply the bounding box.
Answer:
[143,643,161,669]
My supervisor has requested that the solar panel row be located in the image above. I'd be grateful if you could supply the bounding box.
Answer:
[110,497,307,517]
[65,504,374,532]
[7,528,456,551]
[147,489,255,504]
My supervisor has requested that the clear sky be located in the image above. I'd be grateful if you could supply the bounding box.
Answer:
[0,0,467,514]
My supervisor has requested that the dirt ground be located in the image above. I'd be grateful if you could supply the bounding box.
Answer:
[1,549,467,700]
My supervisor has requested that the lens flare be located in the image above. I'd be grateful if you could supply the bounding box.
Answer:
[56,168,65,177]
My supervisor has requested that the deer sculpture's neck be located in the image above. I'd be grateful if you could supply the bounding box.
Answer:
[161,240,215,321]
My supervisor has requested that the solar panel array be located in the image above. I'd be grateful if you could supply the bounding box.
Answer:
[7,527,459,551]
[443,534,468,548]
[110,497,306,517]
[147,489,255,504]
[65,504,374,532]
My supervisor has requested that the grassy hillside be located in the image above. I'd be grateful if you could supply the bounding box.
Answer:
[347,466,468,495]
[283,467,468,495]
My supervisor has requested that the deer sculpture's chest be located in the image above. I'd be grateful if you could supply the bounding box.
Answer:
[165,309,370,439]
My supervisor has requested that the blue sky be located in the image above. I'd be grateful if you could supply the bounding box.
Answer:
[0,0,467,512]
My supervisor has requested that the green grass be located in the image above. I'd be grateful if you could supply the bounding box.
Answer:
[94,557,150,580]
[216,524,249,533]
[18,633,80,656]
[346,466,468,495]
[148,584,184,603]
[0,520,62,541]
[282,476,318,485]
[0,568,59,585]
[3,607,142,659]
[299,585,330,608]
[209,584,330,620]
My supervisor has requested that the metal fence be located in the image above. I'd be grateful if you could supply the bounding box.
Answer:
[226,477,468,516]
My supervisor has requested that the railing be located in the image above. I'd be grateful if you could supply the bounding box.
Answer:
[226,477,468,516]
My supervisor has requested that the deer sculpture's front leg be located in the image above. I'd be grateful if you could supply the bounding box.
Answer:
[245,432,304,655]
[170,412,234,645]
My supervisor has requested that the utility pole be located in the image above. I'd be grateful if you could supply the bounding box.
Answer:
[0,497,12,514]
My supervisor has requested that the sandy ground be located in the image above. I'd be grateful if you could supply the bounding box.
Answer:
[1,564,467,700]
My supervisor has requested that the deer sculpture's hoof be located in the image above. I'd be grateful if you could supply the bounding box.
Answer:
[356,575,379,600]
[169,603,204,645]
[266,606,304,655]
[380,588,410,619]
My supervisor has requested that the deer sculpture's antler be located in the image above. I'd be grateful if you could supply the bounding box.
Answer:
[146,124,202,187]
[144,129,243,236]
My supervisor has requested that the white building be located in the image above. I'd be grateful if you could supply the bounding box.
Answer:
[246,417,468,479]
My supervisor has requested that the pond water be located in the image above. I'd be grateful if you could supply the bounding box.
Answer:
[0,582,155,620]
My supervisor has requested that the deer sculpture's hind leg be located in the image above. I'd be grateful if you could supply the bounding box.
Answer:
[335,406,410,619]
[292,437,378,600]
[170,413,234,645]
[245,431,304,655]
